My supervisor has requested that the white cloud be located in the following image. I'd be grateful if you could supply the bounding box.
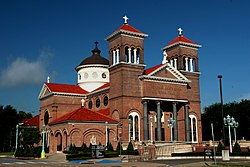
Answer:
[0,51,53,88]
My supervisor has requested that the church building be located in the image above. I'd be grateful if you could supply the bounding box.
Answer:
[38,16,202,153]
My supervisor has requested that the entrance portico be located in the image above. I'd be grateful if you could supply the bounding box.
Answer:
[142,97,191,143]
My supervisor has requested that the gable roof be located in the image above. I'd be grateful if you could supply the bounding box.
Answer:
[49,107,118,125]
[141,63,190,84]
[39,82,88,99]
[45,83,88,94]
[162,35,201,50]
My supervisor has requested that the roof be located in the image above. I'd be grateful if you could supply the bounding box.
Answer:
[117,24,142,33]
[162,35,201,50]
[45,82,88,94]
[23,115,40,127]
[144,64,165,75]
[105,23,148,41]
[92,83,110,92]
[49,107,118,125]
[78,43,109,67]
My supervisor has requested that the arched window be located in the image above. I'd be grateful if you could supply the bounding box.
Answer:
[128,112,140,141]
[88,100,93,109]
[96,98,100,108]
[44,111,49,125]
[136,48,140,64]
[189,115,198,143]
[103,96,108,106]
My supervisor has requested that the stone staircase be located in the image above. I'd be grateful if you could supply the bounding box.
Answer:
[155,143,192,158]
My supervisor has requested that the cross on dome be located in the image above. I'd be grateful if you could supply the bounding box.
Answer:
[123,15,128,24]
[94,41,99,47]
[178,28,183,36]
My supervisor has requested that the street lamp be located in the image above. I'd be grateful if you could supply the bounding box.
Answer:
[224,115,234,153]
[231,119,239,143]
[105,121,108,150]
[218,75,226,145]
[168,117,176,142]
[15,123,23,154]
[41,124,46,158]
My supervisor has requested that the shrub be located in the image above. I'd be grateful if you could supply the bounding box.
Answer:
[104,151,119,158]
[233,141,241,153]
[116,141,123,152]
[107,142,114,151]
[14,146,42,157]
[66,152,92,160]
[81,143,88,152]
[217,141,225,152]
[127,141,134,151]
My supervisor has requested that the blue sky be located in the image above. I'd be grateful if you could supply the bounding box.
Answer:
[0,0,249,115]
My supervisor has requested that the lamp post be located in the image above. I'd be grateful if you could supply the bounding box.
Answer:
[218,75,226,145]
[15,123,23,154]
[224,115,234,153]
[105,121,108,150]
[119,123,122,160]
[232,119,239,143]
[41,124,46,158]
[168,118,176,142]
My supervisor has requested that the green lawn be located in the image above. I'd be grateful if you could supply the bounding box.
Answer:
[0,152,14,156]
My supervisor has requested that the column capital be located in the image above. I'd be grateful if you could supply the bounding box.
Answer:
[141,100,148,104]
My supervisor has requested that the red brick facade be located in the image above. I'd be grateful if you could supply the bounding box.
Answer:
[38,20,202,154]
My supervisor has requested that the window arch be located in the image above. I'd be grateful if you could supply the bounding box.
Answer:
[189,114,198,143]
[44,111,49,125]
[128,112,140,141]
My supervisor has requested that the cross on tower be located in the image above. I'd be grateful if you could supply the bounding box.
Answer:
[178,28,183,36]
[123,15,128,24]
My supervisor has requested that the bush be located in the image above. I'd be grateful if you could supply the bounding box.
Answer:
[14,146,42,157]
[217,141,225,152]
[66,152,92,160]
[233,141,241,153]
[127,141,134,151]
[81,143,88,152]
[107,142,114,151]
[122,150,139,155]
[104,151,119,158]
[116,141,123,152]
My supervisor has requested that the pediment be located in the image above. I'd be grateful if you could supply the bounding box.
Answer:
[38,83,52,99]
[140,63,190,84]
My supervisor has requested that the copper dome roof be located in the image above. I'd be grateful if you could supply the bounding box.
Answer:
[79,42,109,66]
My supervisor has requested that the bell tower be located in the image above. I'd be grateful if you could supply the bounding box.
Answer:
[105,16,148,139]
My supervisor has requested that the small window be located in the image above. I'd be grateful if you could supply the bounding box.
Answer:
[96,98,100,108]
[88,101,93,109]
[103,96,108,106]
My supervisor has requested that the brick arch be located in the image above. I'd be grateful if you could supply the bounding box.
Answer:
[82,128,105,146]
[70,128,82,147]
[127,109,142,119]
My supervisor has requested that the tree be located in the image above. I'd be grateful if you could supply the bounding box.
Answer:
[202,100,250,141]
[19,127,41,148]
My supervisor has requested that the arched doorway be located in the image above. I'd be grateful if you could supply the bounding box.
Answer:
[55,132,62,152]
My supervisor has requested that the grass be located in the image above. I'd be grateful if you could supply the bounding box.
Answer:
[0,152,14,156]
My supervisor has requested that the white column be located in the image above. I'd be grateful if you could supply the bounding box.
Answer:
[174,58,177,69]
[185,57,189,71]
[133,48,137,64]
[116,49,119,64]
[128,48,132,63]
[113,50,116,65]
[190,58,193,72]
[170,59,173,66]
[105,122,108,148]
[133,116,135,140]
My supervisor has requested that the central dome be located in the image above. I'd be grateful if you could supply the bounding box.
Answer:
[79,42,109,66]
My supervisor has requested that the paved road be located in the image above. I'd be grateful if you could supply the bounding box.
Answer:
[1,155,250,167]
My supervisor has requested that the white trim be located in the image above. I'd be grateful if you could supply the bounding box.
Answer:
[142,97,188,103]
[189,115,198,143]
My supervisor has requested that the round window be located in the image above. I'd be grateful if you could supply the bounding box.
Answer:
[96,98,100,108]
[92,72,98,79]
[84,73,89,79]
[88,101,93,109]
[103,96,108,106]
[102,72,106,79]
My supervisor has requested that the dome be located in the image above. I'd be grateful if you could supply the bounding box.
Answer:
[79,42,109,66]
